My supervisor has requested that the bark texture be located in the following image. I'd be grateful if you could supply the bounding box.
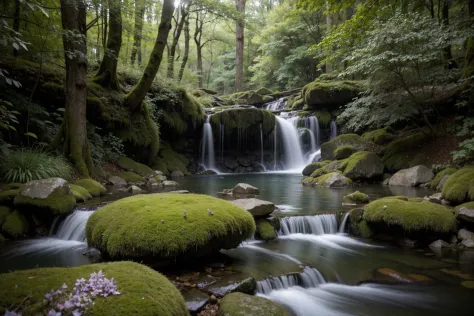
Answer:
[235,0,246,91]
[130,0,145,65]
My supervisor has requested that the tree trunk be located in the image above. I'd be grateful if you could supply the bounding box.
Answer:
[197,44,203,88]
[102,7,108,49]
[235,0,246,92]
[325,2,333,73]
[178,16,190,83]
[442,0,457,68]
[167,4,189,78]
[464,0,474,78]
[124,0,175,111]
[59,0,93,177]
[93,0,122,89]
[131,0,145,65]
[194,12,204,88]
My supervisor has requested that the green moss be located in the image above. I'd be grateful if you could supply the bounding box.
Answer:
[340,151,384,180]
[364,198,456,233]
[69,184,92,202]
[310,167,328,178]
[301,177,316,186]
[356,220,373,238]
[334,145,358,160]
[428,168,457,189]
[0,184,24,206]
[302,160,331,176]
[14,190,76,216]
[0,206,12,226]
[291,97,305,110]
[86,193,256,260]
[257,220,277,241]
[321,134,366,160]
[303,79,362,108]
[210,108,276,134]
[408,197,424,203]
[117,171,143,183]
[0,262,188,316]
[314,172,352,186]
[362,127,396,145]
[118,156,154,176]
[155,145,190,176]
[75,179,107,197]
[454,202,474,213]
[343,191,369,205]
[382,131,431,171]
[1,210,29,238]
[217,292,290,316]
[441,166,474,204]
[255,87,273,95]
[315,111,332,127]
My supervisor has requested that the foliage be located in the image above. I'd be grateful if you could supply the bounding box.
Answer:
[0,149,73,183]
[88,126,124,166]
[450,116,474,164]
[0,99,20,137]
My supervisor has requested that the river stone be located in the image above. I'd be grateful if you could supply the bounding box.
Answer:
[458,229,474,241]
[154,170,164,176]
[231,198,274,218]
[429,240,450,249]
[232,183,260,195]
[429,193,443,204]
[207,277,257,298]
[163,180,179,187]
[462,238,474,248]
[155,175,167,182]
[171,171,185,177]
[151,182,163,189]
[436,175,451,191]
[218,292,289,316]
[389,165,434,187]
[319,173,351,188]
[182,288,209,315]
[127,185,143,194]
[20,178,70,199]
[107,176,127,187]
[457,207,474,224]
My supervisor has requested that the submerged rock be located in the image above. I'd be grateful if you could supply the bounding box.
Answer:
[232,183,260,195]
[231,198,274,218]
[389,165,434,187]
[373,268,432,284]
[207,277,257,297]
[217,292,290,316]
[342,191,369,205]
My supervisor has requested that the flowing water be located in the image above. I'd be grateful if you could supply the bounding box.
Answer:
[330,120,338,140]
[201,115,217,171]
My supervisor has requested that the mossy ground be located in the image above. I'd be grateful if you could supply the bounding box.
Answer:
[217,292,289,316]
[69,184,92,202]
[75,179,107,197]
[117,156,154,176]
[364,198,456,233]
[428,168,457,189]
[256,220,277,241]
[321,134,366,160]
[14,191,76,216]
[362,127,395,145]
[334,145,358,160]
[86,193,256,260]
[155,145,190,176]
[0,261,189,316]
[117,171,144,183]
[382,131,431,171]
[441,166,474,204]
[1,210,29,238]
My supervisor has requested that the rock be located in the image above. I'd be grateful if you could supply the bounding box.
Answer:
[382,178,390,185]
[314,172,351,188]
[458,229,474,241]
[457,207,474,224]
[162,180,179,187]
[302,161,330,176]
[127,185,143,194]
[217,292,290,316]
[171,171,185,177]
[429,240,450,249]
[342,152,384,180]
[334,145,358,160]
[461,238,474,248]
[154,170,164,176]
[151,182,163,189]
[321,134,366,161]
[182,288,209,314]
[232,183,260,195]
[108,176,127,187]
[168,190,190,194]
[225,159,239,170]
[14,178,76,216]
[429,193,443,204]
[69,184,92,202]
[209,295,218,304]
[303,79,361,110]
[256,219,277,241]
[436,175,451,191]
[117,171,143,183]
[441,166,474,204]
[74,179,107,197]
[199,170,217,175]
[362,127,396,145]
[231,198,274,218]
[155,175,167,182]
[389,165,434,187]
[342,191,369,205]
[208,277,257,297]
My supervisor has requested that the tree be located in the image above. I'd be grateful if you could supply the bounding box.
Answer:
[178,15,190,82]
[167,1,191,78]
[57,0,93,176]
[124,0,175,111]
[464,0,474,78]
[235,0,246,91]
[130,0,145,65]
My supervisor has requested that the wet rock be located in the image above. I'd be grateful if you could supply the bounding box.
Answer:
[342,191,369,205]
[182,287,209,315]
[458,229,474,241]
[127,185,143,194]
[209,295,218,305]
[20,178,70,199]
[429,239,450,249]
[374,268,432,284]
[218,292,290,316]
[266,216,281,231]
[163,180,179,187]
[171,171,185,177]
[151,182,163,189]
[457,207,474,224]
[231,198,274,218]
[207,277,257,297]
[436,175,451,191]
[107,176,127,187]
[389,165,434,187]
[461,238,474,248]
[232,183,260,195]
[154,170,164,176]
[429,193,443,204]
[237,157,252,167]
[317,172,351,188]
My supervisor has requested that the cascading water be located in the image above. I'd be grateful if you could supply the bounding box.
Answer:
[305,116,320,150]
[257,267,326,294]
[265,98,287,111]
[53,210,95,242]
[279,214,338,235]
[338,213,350,233]
[260,124,264,167]
[275,116,306,170]
[330,120,338,140]
[201,115,216,170]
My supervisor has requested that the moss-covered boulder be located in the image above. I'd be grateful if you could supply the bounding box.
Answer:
[0,183,24,206]
[1,210,30,238]
[321,134,366,161]
[155,145,190,176]
[341,151,384,181]
[0,261,189,316]
[334,145,358,160]
[256,219,277,241]
[382,131,431,171]
[226,90,273,105]
[217,292,290,316]
[302,79,361,110]
[428,168,457,190]
[118,156,154,176]
[75,179,107,197]
[362,127,395,145]
[210,108,275,134]
[343,191,369,205]
[117,171,144,183]
[441,166,474,205]
[14,178,76,216]
[301,160,331,176]
[0,205,11,226]
[364,198,456,234]
[69,184,92,202]
[314,172,352,188]
[86,193,256,260]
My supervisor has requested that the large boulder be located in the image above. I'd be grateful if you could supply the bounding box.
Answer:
[321,134,366,161]
[389,165,434,187]
[217,292,290,316]
[341,151,384,180]
[314,172,352,188]
[86,194,256,260]
[0,262,188,316]
[441,166,474,204]
[14,178,76,216]
[302,79,361,111]
[231,198,275,218]
[107,176,127,187]
[301,161,331,176]
[232,183,260,195]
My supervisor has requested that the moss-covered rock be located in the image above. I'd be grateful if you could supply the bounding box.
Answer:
[210,108,275,134]
[217,292,290,316]
[352,220,373,238]
[301,160,331,176]
[362,127,395,145]
[86,193,256,260]
[428,168,457,189]
[118,156,154,176]
[334,145,358,160]
[341,151,384,181]
[321,134,366,161]
[155,145,190,176]
[441,166,474,205]
[382,131,431,171]
[75,179,107,197]
[0,205,11,226]
[0,261,189,316]
[0,183,24,206]
[314,172,352,187]
[343,191,369,205]
[302,79,362,110]
[255,87,273,95]
[256,220,277,241]
[69,184,92,202]
[454,202,474,213]
[1,210,30,238]
[364,198,456,234]
[117,171,143,183]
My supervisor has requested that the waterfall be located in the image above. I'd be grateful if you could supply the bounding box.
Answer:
[265,98,287,111]
[275,116,305,170]
[201,115,216,170]
[53,210,95,242]
[220,123,224,163]
[257,267,326,294]
[338,213,350,233]
[260,124,264,166]
[306,116,320,150]
[279,214,338,235]
[330,121,338,140]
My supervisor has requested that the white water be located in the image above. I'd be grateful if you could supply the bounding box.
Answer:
[338,213,350,234]
[54,210,94,242]
[257,267,326,294]
[265,98,287,111]
[201,115,217,171]
[279,214,338,235]
[241,244,302,264]
[275,116,306,171]
[260,123,264,165]
[330,120,338,140]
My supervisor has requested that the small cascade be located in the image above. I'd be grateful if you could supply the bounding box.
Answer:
[273,127,278,169]
[279,214,338,235]
[260,124,264,166]
[306,116,320,150]
[330,120,338,140]
[265,98,287,111]
[220,123,224,163]
[275,116,305,170]
[307,149,321,164]
[53,210,95,242]
[201,115,216,170]
[257,267,326,294]
[338,213,350,233]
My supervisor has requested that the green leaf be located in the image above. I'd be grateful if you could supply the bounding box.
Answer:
[24,132,38,139]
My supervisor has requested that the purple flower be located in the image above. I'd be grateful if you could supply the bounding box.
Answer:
[47,309,61,316]
[4,311,22,316]
[72,310,82,316]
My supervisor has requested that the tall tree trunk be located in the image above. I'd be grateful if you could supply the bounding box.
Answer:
[464,0,474,78]
[441,0,457,68]
[58,0,93,177]
[93,0,122,89]
[131,0,145,65]
[167,4,189,78]
[325,2,333,73]
[102,7,108,49]
[178,16,190,83]
[124,0,175,111]
[197,44,203,87]
[194,12,204,88]
[235,0,246,91]
[12,0,20,56]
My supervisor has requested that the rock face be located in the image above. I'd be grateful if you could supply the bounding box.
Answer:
[108,176,127,187]
[389,165,434,187]
[457,207,474,224]
[232,183,260,195]
[231,198,274,218]
[20,178,70,199]
[217,292,290,316]
[316,172,351,188]
[342,152,384,180]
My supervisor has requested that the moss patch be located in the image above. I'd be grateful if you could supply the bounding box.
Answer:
[314,172,352,187]
[0,206,11,226]
[75,179,107,197]
[1,210,30,238]
[454,201,474,213]
[218,292,290,316]
[302,160,331,176]
[69,184,92,202]
[155,145,190,176]
[343,191,369,205]
[117,171,144,183]
[340,151,384,180]
[364,198,456,233]
[0,261,188,316]
[428,168,457,189]
[256,220,277,241]
[14,191,76,216]
[302,79,362,110]
[362,127,395,145]
[117,157,154,176]
[210,108,276,134]
[382,131,431,171]
[86,193,256,260]
[321,134,366,160]
[441,166,474,205]
[334,145,358,160]
[0,184,24,206]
